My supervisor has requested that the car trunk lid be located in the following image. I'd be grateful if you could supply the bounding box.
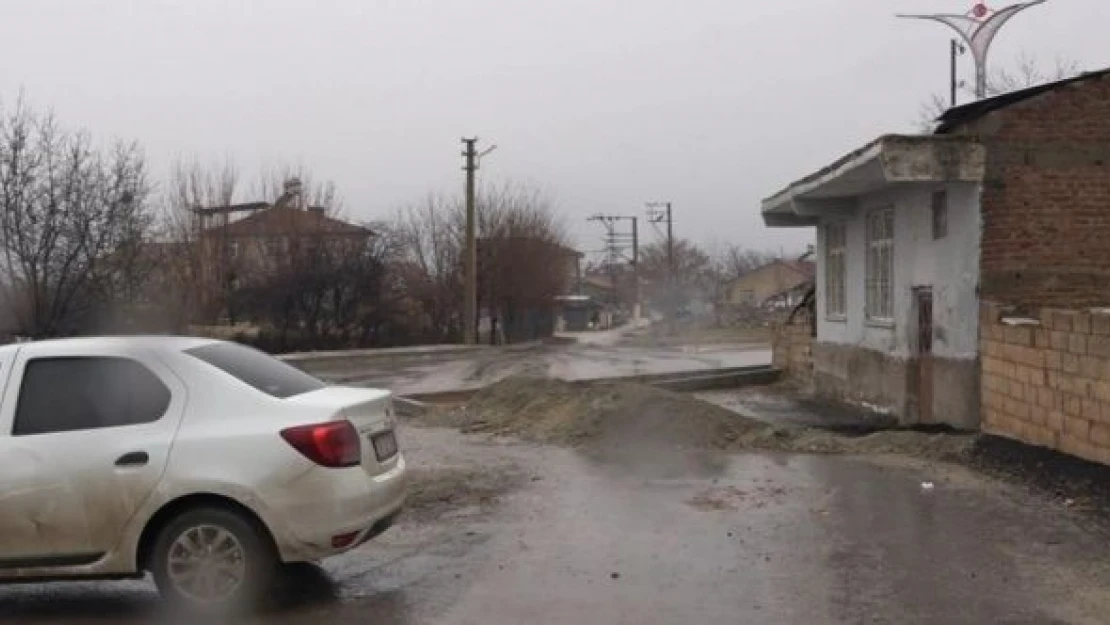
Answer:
[284,386,397,473]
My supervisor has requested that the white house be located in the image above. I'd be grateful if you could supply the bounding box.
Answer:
[762,135,985,428]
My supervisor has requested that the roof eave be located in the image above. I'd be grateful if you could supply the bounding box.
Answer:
[761,135,985,228]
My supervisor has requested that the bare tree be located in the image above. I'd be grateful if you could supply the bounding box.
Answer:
[254,163,341,213]
[233,222,395,352]
[989,52,1082,95]
[391,194,466,342]
[918,52,1083,130]
[475,183,571,342]
[390,182,570,343]
[714,244,778,281]
[155,159,351,331]
[0,98,154,337]
[638,238,713,312]
[154,158,241,328]
[700,243,781,325]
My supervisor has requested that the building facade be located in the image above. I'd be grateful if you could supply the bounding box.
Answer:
[192,178,374,323]
[762,69,1110,442]
[763,136,986,428]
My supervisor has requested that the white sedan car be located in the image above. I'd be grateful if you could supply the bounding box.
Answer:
[0,336,407,610]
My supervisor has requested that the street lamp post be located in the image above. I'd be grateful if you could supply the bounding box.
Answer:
[899,1,1048,100]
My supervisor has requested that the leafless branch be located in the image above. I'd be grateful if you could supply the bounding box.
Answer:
[0,98,154,336]
[917,52,1083,130]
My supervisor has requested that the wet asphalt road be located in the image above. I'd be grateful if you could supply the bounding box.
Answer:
[3,426,1110,625]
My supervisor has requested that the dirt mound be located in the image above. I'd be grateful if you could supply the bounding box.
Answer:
[435,376,802,451]
[423,376,978,460]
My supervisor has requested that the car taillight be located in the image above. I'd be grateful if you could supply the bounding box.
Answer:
[280,420,361,468]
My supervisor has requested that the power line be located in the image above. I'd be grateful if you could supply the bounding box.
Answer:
[587,214,640,319]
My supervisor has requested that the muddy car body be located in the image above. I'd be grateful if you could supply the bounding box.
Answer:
[0,336,406,609]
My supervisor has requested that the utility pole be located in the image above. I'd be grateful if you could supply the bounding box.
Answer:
[587,214,640,320]
[461,137,497,345]
[646,201,675,332]
[462,138,478,345]
[950,39,961,107]
[631,216,640,321]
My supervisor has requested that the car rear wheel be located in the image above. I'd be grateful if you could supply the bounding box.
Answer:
[150,507,277,613]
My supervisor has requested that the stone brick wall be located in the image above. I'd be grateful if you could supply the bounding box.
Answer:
[945,74,1110,307]
[980,303,1110,465]
[772,315,813,388]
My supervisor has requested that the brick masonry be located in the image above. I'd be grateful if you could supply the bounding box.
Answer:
[980,302,1110,466]
[945,74,1110,307]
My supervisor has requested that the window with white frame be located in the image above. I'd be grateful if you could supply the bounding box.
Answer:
[865,208,894,322]
[824,222,847,318]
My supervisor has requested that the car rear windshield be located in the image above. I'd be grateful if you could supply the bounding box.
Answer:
[185,342,326,399]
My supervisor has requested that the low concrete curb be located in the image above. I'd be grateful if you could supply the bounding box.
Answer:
[281,344,490,376]
[395,366,782,416]
[281,344,486,363]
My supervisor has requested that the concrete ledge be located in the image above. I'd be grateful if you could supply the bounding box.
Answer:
[650,367,781,392]
[280,344,487,362]
[399,365,781,409]
[281,344,491,376]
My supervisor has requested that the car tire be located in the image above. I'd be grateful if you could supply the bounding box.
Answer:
[149,506,277,614]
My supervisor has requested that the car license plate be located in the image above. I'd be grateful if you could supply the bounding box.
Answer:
[371,431,398,461]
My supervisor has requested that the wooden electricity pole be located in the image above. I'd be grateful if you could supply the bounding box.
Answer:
[631,216,641,320]
[647,201,675,333]
[461,137,496,344]
[462,138,478,344]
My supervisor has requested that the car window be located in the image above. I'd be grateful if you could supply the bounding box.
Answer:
[12,357,172,436]
[185,342,325,399]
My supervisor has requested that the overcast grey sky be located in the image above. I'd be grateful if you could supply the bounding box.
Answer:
[1,1,1106,258]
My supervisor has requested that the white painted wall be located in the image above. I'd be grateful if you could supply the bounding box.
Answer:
[814,182,981,359]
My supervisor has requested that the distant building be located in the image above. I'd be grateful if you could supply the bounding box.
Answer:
[721,259,814,311]
[191,178,373,321]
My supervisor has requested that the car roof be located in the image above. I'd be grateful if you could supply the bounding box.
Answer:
[0,335,222,357]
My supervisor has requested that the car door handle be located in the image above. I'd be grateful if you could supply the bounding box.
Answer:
[115,452,149,467]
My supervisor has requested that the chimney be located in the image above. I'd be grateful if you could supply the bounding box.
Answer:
[283,177,304,210]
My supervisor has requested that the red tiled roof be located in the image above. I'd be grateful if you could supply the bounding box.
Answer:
[204,207,372,238]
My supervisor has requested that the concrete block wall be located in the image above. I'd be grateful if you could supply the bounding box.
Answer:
[772,317,814,388]
[980,303,1110,465]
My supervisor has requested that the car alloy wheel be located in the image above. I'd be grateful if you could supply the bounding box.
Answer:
[150,506,276,613]
[166,524,248,603]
